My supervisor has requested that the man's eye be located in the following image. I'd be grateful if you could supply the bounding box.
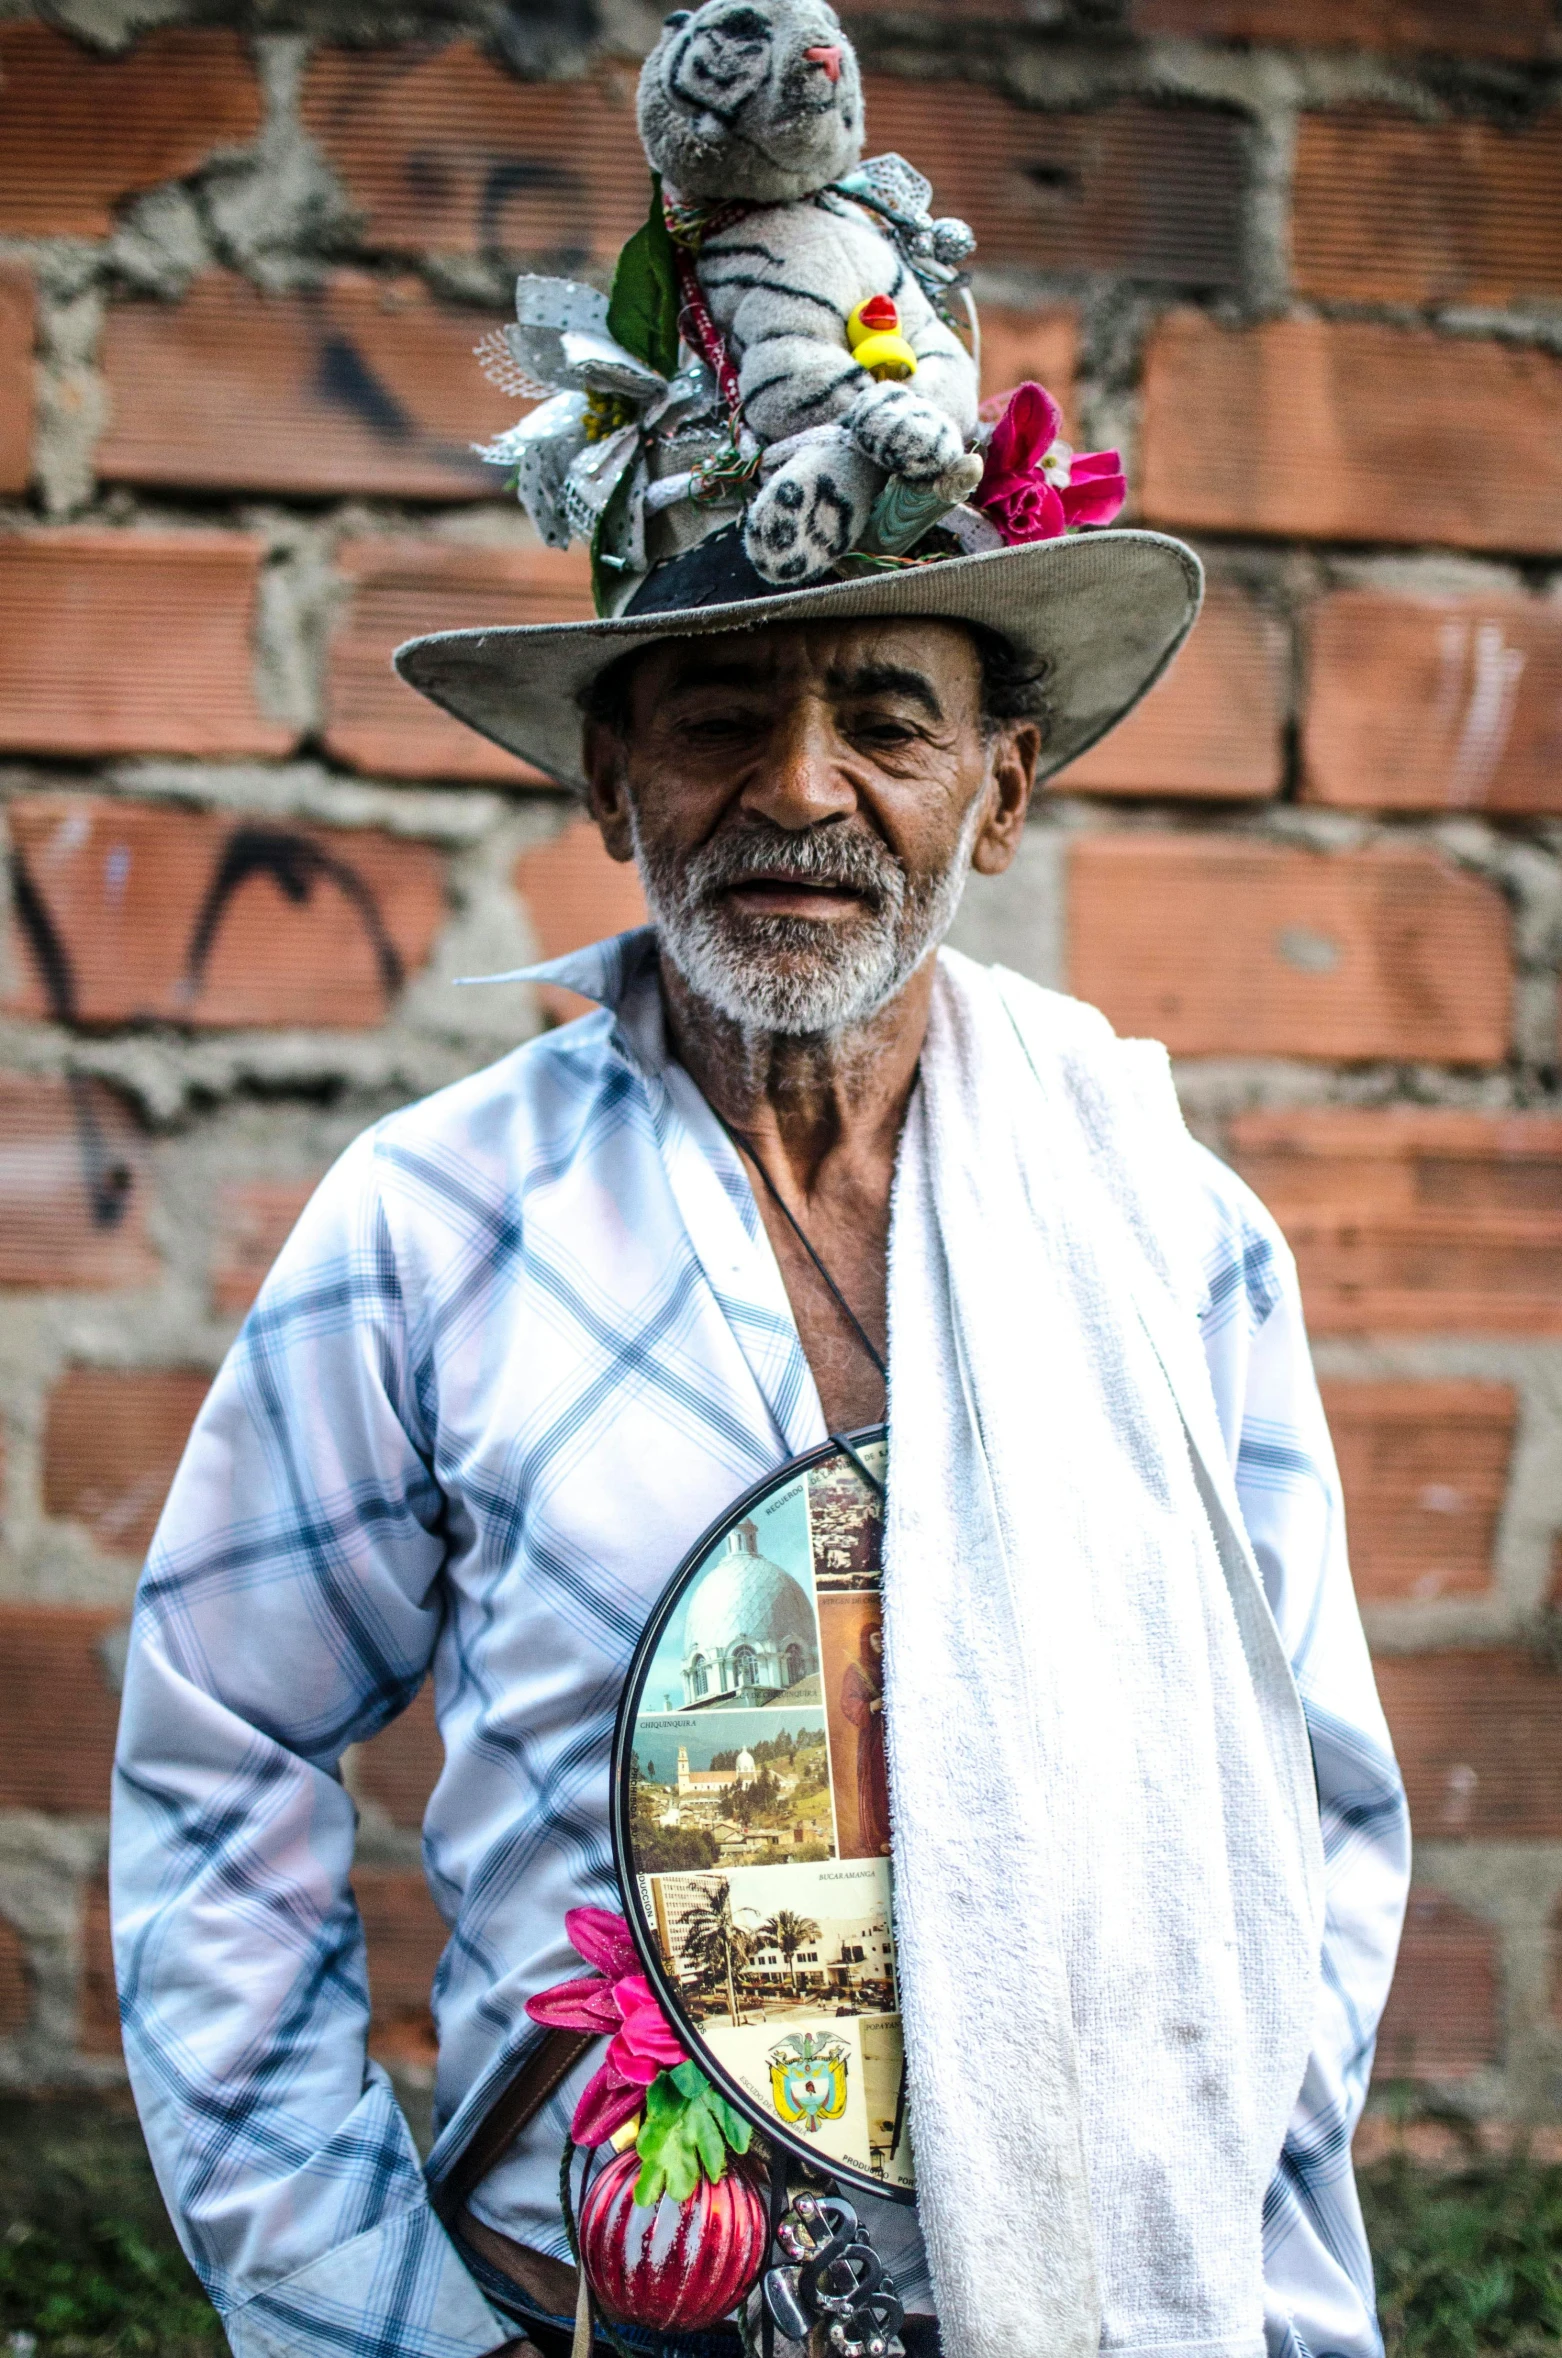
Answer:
[851,714,918,745]
[685,708,762,739]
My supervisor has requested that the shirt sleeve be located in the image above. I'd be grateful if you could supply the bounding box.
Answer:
[1193,1147,1411,2358]
[109,1130,509,2358]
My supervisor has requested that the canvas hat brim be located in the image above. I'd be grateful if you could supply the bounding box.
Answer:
[393,528,1203,795]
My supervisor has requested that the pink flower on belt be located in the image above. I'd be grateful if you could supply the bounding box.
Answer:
[976,381,1126,545]
[525,1906,688,2148]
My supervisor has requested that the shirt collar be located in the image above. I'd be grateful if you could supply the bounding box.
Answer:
[458,926,670,1070]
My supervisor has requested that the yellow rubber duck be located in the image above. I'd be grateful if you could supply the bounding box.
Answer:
[847,295,918,382]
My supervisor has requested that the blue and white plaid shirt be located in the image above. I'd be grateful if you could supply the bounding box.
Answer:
[111,931,1409,2358]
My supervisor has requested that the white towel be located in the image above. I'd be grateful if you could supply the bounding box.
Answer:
[881,953,1324,2358]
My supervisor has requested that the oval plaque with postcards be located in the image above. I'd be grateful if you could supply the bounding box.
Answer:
[609,1425,913,2355]
[613,1427,906,2207]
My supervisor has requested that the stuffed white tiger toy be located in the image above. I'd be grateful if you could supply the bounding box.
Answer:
[639,0,982,585]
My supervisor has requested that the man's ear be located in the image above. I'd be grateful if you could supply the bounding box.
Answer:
[582,721,637,864]
[970,721,1040,876]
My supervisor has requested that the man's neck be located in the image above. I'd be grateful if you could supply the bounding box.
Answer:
[656,948,937,1431]
[656,950,933,1191]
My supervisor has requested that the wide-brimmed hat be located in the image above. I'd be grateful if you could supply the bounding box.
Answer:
[392,0,1203,792]
[395,524,1202,797]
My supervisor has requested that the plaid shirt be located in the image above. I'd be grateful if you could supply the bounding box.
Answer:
[111,932,1409,2358]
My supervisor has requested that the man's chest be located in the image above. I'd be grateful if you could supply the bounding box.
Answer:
[750,1200,888,1434]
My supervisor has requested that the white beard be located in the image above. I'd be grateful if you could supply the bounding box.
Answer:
[632,799,983,1039]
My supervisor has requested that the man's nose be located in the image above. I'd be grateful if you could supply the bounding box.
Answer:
[803,42,842,78]
[742,703,856,828]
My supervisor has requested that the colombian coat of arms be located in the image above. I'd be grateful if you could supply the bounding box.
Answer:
[767,2031,851,2134]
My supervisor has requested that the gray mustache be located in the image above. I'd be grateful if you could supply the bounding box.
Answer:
[687,824,904,909]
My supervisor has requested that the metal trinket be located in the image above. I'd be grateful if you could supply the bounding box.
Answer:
[763,2191,906,2358]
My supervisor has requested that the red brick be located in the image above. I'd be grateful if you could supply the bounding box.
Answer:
[979,306,1078,426]
[1375,1891,1501,2079]
[6,795,446,1032]
[43,1366,210,1560]
[0,531,295,760]
[1140,313,1562,556]
[212,1178,319,1314]
[99,272,518,502]
[1131,0,1556,58]
[0,1913,29,2037]
[354,1685,442,1830]
[0,264,33,496]
[1066,835,1511,1061]
[1293,109,1562,308]
[1057,586,1287,799]
[1320,1379,1514,1602]
[860,88,1246,288]
[326,538,593,783]
[514,818,648,1022]
[0,1074,157,1293]
[79,1874,120,2056]
[1302,590,1562,816]
[1228,1108,1562,1335]
[1376,1648,1562,1838]
[303,49,1244,285]
[0,23,263,238]
[354,1866,447,2065]
[0,1606,124,1814]
[300,49,649,260]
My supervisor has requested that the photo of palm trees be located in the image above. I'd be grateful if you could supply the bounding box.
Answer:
[645,1860,896,2030]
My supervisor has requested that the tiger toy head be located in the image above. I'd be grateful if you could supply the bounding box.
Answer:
[637,0,864,204]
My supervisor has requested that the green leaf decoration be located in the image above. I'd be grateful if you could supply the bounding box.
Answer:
[589,459,637,618]
[632,2065,751,2205]
[688,2093,728,2184]
[645,2070,684,2121]
[606,173,681,381]
[704,2084,753,2157]
[633,2074,701,2206]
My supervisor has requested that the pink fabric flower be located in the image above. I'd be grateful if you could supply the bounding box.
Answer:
[526,1908,688,2146]
[563,1906,640,1980]
[1060,446,1130,529]
[976,382,1126,544]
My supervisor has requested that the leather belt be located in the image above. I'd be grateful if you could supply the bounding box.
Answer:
[456,2204,582,2323]
[431,2025,595,2228]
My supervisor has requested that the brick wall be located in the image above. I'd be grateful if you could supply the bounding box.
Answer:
[2,0,1560,2151]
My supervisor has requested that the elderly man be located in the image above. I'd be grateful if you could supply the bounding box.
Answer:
[112,572,1408,2358]
[111,22,1406,2337]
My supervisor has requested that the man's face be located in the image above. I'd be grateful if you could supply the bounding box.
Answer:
[583,618,1037,1036]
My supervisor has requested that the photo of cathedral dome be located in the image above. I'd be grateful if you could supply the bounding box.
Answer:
[681,1518,820,1709]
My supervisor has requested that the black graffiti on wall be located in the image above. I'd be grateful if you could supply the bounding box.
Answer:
[9,823,406,1229]
[8,851,132,1230]
[183,829,405,1003]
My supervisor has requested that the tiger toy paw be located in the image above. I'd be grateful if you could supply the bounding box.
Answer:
[743,435,877,584]
[844,380,968,484]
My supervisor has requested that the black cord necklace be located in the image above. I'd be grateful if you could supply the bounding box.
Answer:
[713,1111,888,1383]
